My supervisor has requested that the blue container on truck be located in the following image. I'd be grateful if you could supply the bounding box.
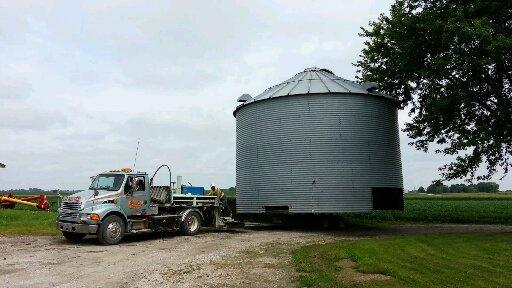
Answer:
[181,186,205,196]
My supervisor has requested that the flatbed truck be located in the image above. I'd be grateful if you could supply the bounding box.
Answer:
[56,165,229,245]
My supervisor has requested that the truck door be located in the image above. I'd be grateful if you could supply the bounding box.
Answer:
[123,175,150,216]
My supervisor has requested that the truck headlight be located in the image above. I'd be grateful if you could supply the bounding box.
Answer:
[79,213,101,222]
[79,213,89,221]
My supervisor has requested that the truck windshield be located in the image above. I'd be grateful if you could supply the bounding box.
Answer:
[89,174,125,191]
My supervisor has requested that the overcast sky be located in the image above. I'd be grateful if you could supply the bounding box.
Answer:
[1,0,510,191]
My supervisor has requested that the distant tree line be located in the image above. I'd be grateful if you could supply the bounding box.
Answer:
[416,182,500,194]
[1,188,81,195]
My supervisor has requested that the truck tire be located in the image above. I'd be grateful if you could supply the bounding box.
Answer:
[97,215,125,245]
[180,211,201,236]
[62,231,86,243]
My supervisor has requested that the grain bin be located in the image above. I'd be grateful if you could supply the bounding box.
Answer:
[234,68,403,216]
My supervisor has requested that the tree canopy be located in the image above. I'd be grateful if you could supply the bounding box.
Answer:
[357,0,512,182]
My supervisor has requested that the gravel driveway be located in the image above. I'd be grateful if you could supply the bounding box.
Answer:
[1,224,511,288]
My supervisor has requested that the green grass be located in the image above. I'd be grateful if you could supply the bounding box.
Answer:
[293,233,512,288]
[0,209,58,236]
[343,198,512,225]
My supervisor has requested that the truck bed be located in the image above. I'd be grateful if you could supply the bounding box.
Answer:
[151,186,217,207]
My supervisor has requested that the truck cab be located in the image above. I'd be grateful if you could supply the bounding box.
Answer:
[57,166,226,245]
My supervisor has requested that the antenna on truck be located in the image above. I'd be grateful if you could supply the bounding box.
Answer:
[133,138,140,170]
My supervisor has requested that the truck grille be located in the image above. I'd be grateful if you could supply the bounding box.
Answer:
[60,210,79,218]
[62,201,81,210]
[60,201,81,219]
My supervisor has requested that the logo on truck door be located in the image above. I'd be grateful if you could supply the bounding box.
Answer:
[128,200,144,209]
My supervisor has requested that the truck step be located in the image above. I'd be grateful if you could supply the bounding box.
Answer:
[130,219,147,223]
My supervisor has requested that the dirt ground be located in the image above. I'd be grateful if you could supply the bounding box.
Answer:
[1,224,512,288]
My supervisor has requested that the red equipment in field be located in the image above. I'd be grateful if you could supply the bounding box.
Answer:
[0,194,49,210]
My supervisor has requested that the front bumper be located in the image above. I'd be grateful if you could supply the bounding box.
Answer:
[56,221,98,234]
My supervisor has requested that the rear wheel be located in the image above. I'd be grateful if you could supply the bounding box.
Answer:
[62,231,86,243]
[180,211,202,236]
[97,215,125,245]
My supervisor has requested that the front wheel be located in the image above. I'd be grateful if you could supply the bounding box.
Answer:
[62,231,86,243]
[97,215,125,245]
[180,211,202,236]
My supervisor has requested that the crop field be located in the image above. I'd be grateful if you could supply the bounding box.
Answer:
[343,197,512,225]
[293,233,512,288]
[229,193,512,225]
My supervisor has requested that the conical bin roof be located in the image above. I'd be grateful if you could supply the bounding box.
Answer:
[235,67,393,114]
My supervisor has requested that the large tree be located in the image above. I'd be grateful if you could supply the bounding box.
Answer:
[357,0,512,181]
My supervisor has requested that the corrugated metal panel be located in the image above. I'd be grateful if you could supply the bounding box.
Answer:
[235,93,403,214]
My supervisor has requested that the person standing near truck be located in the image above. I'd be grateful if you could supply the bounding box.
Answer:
[208,184,232,217]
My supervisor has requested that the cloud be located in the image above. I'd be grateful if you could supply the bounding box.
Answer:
[0,76,67,131]
[0,78,31,100]
[0,103,67,130]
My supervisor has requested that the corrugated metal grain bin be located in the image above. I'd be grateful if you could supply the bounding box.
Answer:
[233,68,404,215]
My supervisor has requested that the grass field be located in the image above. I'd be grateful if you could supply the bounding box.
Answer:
[293,233,512,288]
[0,209,58,236]
[343,193,512,225]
